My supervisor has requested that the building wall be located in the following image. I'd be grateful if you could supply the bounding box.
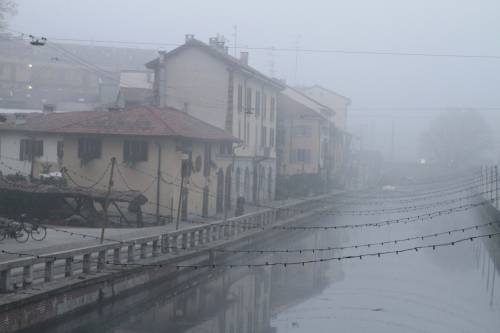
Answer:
[158,45,278,203]
[302,86,350,131]
[279,118,322,176]
[0,131,61,177]
[62,135,223,219]
[163,47,229,130]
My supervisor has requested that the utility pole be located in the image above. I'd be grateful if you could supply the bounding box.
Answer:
[491,166,495,202]
[156,143,162,224]
[495,165,498,208]
[175,160,186,230]
[29,139,36,182]
[100,157,116,244]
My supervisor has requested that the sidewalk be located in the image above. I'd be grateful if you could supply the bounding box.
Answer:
[0,191,345,263]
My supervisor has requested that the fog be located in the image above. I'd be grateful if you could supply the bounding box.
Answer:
[10,0,500,161]
[1,1,500,332]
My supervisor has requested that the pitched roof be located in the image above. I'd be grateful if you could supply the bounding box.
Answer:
[279,87,333,120]
[298,85,351,104]
[0,107,238,142]
[146,39,285,90]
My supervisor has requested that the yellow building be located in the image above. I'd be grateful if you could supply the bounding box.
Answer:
[0,107,238,221]
[276,87,333,197]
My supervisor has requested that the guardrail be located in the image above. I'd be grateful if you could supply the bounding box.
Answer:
[0,196,327,293]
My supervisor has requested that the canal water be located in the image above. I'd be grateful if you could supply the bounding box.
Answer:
[29,190,500,332]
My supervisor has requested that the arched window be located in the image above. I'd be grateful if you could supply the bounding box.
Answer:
[235,167,241,197]
[216,168,224,213]
[244,167,250,201]
[268,167,273,199]
[225,166,232,209]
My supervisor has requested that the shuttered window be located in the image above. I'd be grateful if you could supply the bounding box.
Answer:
[78,137,102,161]
[123,140,148,162]
[19,139,43,161]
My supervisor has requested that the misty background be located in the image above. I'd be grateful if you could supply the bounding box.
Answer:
[7,0,500,162]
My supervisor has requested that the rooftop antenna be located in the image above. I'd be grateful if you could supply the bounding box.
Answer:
[267,46,276,77]
[232,25,238,57]
[294,34,301,85]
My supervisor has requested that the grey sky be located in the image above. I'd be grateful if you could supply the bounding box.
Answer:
[8,0,500,161]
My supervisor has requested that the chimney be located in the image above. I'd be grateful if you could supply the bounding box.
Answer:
[208,35,225,52]
[185,34,195,43]
[240,52,249,65]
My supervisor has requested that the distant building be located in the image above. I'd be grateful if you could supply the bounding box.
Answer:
[298,85,352,188]
[276,87,333,197]
[0,107,238,219]
[298,85,351,131]
[146,35,285,209]
[0,33,156,110]
[116,70,154,108]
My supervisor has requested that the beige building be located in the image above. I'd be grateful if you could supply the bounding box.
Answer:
[298,85,351,131]
[146,35,285,208]
[276,87,332,197]
[298,85,352,188]
[0,107,237,220]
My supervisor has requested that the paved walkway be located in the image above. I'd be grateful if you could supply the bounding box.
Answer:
[0,195,336,262]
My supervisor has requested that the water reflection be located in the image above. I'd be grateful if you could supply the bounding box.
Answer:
[29,197,500,333]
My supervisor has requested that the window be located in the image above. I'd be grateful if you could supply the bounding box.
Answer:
[219,142,232,155]
[261,125,267,147]
[245,87,252,113]
[78,137,102,161]
[270,96,276,121]
[262,93,267,120]
[203,143,212,177]
[57,141,64,160]
[19,139,43,161]
[123,140,148,162]
[237,84,243,112]
[270,128,275,147]
[255,91,261,116]
[290,149,311,163]
[246,122,250,143]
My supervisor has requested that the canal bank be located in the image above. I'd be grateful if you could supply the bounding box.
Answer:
[0,194,335,332]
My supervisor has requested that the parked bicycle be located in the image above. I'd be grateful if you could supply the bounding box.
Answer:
[19,215,48,241]
[0,222,30,243]
[28,223,47,241]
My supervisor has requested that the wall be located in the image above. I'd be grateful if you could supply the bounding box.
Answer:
[62,135,222,219]
[163,47,229,130]
[280,118,321,175]
[160,45,279,203]
[0,131,61,177]
[302,86,350,131]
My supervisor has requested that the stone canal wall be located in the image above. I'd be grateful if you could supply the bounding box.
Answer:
[0,195,332,332]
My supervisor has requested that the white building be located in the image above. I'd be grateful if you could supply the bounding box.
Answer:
[0,112,62,178]
[146,35,285,210]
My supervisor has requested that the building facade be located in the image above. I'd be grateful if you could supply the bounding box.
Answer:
[0,107,237,220]
[299,85,352,188]
[146,35,285,209]
[276,87,333,198]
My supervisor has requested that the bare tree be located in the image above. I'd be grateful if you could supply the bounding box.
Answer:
[0,0,17,30]
[420,109,492,168]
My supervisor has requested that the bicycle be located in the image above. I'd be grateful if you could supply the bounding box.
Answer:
[18,215,47,241]
[0,223,30,243]
[28,223,47,241]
